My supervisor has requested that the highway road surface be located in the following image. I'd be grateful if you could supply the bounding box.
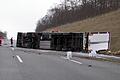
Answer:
[0,46,120,80]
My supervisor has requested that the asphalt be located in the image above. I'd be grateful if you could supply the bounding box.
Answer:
[0,46,120,80]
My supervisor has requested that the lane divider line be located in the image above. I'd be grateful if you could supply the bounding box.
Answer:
[16,55,23,63]
[61,57,82,65]
[70,60,82,65]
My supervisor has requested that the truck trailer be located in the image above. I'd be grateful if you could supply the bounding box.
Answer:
[16,32,110,52]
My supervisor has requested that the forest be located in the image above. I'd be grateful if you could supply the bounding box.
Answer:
[35,0,120,32]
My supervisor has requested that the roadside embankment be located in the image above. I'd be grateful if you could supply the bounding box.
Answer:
[15,47,120,63]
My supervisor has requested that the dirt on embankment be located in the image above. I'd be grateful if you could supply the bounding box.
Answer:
[46,9,120,52]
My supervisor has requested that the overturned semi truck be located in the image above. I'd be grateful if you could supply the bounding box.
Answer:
[16,32,110,52]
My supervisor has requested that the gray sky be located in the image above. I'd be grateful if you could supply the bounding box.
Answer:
[0,0,60,39]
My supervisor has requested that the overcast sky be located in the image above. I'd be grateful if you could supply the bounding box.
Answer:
[0,0,60,39]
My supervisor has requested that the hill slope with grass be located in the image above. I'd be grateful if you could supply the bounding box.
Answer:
[46,9,120,51]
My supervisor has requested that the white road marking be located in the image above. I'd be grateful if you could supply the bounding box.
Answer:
[61,57,82,65]
[16,55,23,63]
[70,60,82,65]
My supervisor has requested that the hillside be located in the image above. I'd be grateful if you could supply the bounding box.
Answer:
[46,9,120,51]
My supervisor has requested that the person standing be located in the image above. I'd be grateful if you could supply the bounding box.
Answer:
[0,39,1,46]
[0,36,3,46]
[10,37,13,47]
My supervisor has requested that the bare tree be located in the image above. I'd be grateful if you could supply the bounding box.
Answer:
[35,0,120,32]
